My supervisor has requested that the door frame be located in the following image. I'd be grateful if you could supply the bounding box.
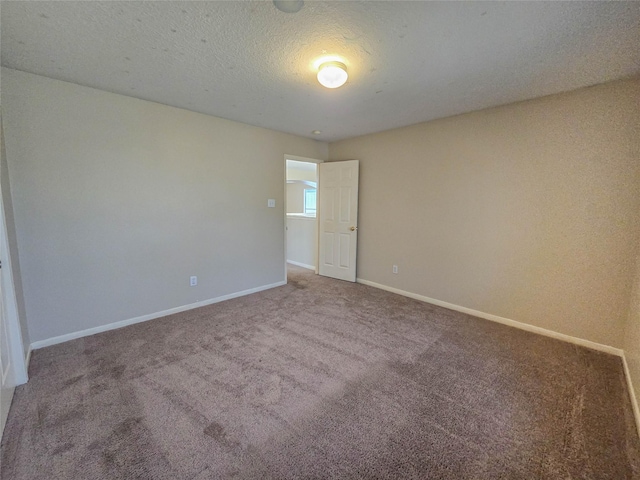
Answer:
[0,113,28,440]
[0,187,28,385]
[283,154,323,282]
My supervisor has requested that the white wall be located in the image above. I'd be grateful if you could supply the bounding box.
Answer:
[286,183,307,214]
[1,68,327,344]
[286,216,317,269]
[330,78,640,348]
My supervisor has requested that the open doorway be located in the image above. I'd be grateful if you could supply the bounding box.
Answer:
[284,156,321,281]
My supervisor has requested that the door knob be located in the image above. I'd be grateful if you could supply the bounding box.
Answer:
[350,226,358,231]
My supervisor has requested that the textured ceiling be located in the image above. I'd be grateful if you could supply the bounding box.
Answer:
[2,1,639,142]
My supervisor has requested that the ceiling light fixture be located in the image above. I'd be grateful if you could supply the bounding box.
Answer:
[317,61,348,89]
[312,130,322,135]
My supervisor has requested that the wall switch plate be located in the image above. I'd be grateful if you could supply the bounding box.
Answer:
[392,265,398,274]
[267,199,276,208]
[190,276,197,286]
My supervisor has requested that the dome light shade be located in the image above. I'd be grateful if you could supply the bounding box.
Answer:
[317,61,348,89]
[273,1,304,13]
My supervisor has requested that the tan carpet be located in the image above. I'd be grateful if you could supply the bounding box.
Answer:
[2,265,639,479]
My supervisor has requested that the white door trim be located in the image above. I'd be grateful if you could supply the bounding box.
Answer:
[0,113,28,439]
[0,205,29,386]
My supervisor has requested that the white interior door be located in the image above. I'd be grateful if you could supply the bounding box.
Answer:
[318,160,359,282]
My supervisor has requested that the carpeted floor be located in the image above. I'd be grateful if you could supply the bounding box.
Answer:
[2,265,639,479]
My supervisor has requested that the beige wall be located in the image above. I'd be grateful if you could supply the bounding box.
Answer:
[286,162,318,182]
[1,68,327,343]
[286,183,317,214]
[626,250,640,420]
[286,162,318,213]
[3,66,638,351]
[330,78,640,348]
[287,168,317,182]
[286,183,306,214]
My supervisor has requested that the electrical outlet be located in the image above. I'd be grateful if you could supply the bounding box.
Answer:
[190,276,197,286]
[267,199,276,208]
[392,265,398,274]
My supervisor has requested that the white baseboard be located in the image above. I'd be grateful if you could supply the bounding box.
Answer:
[622,353,640,439]
[30,280,286,351]
[356,278,623,357]
[287,260,315,271]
